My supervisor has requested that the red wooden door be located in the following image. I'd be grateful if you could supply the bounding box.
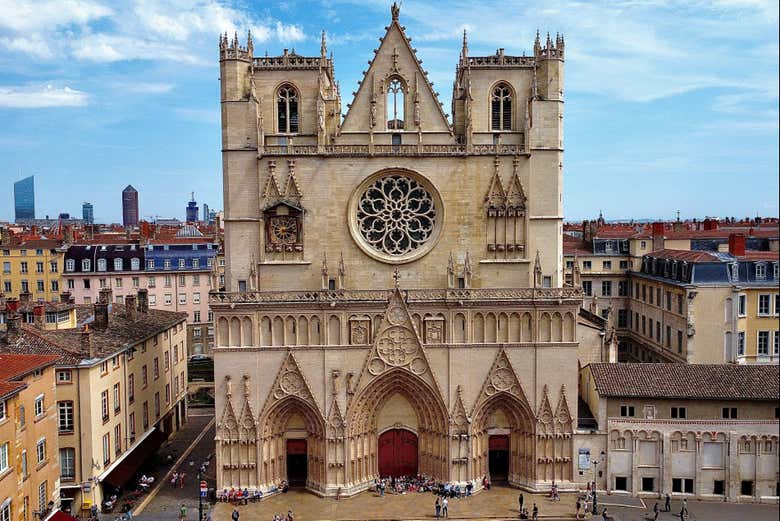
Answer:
[378,429,418,477]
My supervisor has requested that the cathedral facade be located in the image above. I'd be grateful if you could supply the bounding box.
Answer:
[212,4,582,496]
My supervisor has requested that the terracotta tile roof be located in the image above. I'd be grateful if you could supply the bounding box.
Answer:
[645,249,719,263]
[1,308,186,365]
[563,234,592,255]
[0,381,25,400]
[589,363,780,401]
[738,251,779,261]
[0,353,59,380]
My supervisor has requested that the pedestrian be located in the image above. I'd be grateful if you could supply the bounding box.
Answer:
[180,471,186,489]
[442,496,449,518]
[664,493,671,512]
[531,503,539,521]
[178,503,187,521]
[171,472,178,487]
[231,508,240,521]
[287,510,294,521]
[653,501,659,520]
[575,498,581,520]
[682,497,688,515]
[601,507,608,521]
[518,493,524,512]
[435,497,441,518]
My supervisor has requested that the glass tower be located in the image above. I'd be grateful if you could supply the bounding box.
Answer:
[14,175,35,221]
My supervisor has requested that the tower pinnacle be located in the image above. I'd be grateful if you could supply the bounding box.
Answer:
[391,2,400,21]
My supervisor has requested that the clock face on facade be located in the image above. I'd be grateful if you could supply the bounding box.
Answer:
[269,216,299,245]
[349,170,444,264]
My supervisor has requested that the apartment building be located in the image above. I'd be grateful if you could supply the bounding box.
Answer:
[0,240,66,302]
[578,363,779,502]
[1,288,187,514]
[0,294,78,332]
[0,353,61,521]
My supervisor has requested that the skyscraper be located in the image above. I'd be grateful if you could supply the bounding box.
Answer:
[13,175,35,221]
[122,185,139,227]
[186,192,198,222]
[82,202,94,224]
[202,203,210,223]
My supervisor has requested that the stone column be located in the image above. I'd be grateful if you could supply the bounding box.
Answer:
[631,431,640,496]
[661,432,671,496]
[694,433,703,497]
[727,431,738,502]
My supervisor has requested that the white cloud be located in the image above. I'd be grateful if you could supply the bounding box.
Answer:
[0,84,88,108]
[275,21,305,43]
[0,0,112,32]
[126,82,174,94]
[0,34,53,58]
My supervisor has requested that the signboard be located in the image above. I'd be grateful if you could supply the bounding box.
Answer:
[200,480,208,497]
[578,448,591,470]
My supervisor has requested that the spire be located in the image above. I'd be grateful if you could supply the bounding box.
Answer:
[534,29,541,56]
[533,250,543,288]
[246,29,254,56]
[321,30,327,58]
[461,29,469,62]
[391,1,400,21]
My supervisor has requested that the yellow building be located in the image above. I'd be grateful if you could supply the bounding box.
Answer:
[0,240,66,303]
[0,353,61,521]
[1,288,188,514]
[0,295,78,332]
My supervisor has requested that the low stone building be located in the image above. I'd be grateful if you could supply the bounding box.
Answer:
[0,353,61,521]
[1,288,188,514]
[578,363,779,503]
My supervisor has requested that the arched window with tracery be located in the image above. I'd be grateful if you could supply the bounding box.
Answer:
[386,77,405,129]
[277,84,299,133]
[491,83,512,130]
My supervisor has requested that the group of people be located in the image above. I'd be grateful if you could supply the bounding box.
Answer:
[170,471,187,489]
[373,475,476,498]
[137,474,155,492]
[516,493,539,520]
[651,494,688,520]
[269,510,294,521]
[218,487,263,503]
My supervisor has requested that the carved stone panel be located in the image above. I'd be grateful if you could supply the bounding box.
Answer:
[349,318,372,345]
[423,317,445,344]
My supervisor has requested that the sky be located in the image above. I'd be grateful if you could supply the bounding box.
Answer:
[0,0,777,224]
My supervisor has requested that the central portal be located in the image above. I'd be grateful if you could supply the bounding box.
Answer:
[286,439,308,486]
[378,428,418,477]
[488,435,509,482]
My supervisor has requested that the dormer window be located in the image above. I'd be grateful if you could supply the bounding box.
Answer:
[491,83,512,130]
[755,262,766,280]
[728,262,739,282]
[97,258,107,272]
[386,77,405,130]
[774,262,779,280]
[114,258,123,271]
[130,258,140,271]
[82,259,91,271]
[681,262,689,280]
[277,84,299,133]
[66,259,75,272]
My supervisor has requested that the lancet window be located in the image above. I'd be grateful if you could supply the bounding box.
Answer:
[387,77,405,130]
[491,83,512,130]
[277,84,299,133]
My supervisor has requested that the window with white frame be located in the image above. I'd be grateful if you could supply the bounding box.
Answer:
[147,259,155,269]
[758,294,771,315]
[193,292,200,304]
[34,394,44,417]
[149,294,157,306]
[738,294,746,316]
[775,330,780,355]
[164,259,171,269]
[81,259,91,271]
[36,438,46,463]
[178,258,185,269]
[102,433,110,464]
[755,263,766,279]
[729,263,738,281]
[0,442,8,472]
[38,480,47,512]
[58,401,74,432]
[60,448,75,479]
[774,262,779,280]
[178,293,186,305]
[97,258,107,272]
[114,258,123,271]
[164,294,172,305]
[758,331,770,355]
[131,258,140,271]
[0,399,5,422]
[738,331,745,356]
[1,496,11,521]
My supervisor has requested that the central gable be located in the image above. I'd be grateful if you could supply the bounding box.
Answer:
[339,5,452,134]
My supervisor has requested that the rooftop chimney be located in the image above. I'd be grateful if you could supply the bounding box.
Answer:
[98,287,113,305]
[19,291,32,304]
[651,222,665,251]
[59,291,71,304]
[728,233,746,257]
[80,324,96,359]
[703,218,718,231]
[125,294,137,321]
[33,304,45,329]
[94,302,109,330]
[6,297,19,314]
[6,313,22,337]
[137,288,149,313]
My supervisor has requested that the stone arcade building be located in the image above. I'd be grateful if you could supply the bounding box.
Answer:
[212,4,583,496]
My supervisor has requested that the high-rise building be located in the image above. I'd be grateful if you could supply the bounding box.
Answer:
[13,175,35,221]
[186,192,199,222]
[82,202,94,224]
[202,203,210,223]
[122,185,139,227]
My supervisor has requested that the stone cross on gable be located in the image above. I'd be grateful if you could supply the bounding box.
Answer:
[392,267,401,288]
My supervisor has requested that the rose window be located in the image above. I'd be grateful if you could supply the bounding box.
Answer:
[356,175,437,257]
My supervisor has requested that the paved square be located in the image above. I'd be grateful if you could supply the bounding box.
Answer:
[212,487,579,520]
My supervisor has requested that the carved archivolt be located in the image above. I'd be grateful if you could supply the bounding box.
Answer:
[263,351,320,414]
[472,348,532,415]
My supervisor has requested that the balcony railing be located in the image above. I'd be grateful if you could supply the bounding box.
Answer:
[261,143,525,157]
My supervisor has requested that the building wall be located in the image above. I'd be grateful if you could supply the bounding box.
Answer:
[737,287,780,364]
[56,319,188,509]
[0,246,64,301]
[0,364,60,520]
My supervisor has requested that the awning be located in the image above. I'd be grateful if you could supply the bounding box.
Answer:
[100,428,168,489]
[46,512,80,521]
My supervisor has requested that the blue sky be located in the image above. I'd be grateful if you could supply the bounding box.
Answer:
[0,0,777,224]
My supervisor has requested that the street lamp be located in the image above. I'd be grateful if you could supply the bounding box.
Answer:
[196,460,209,521]
[591,451,606,515]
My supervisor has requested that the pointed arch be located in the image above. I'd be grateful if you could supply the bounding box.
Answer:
[551,312,562,342]
[217,317,229,347]
[490,81,514,131]
[230,317,241,347]
[539,312,551,342]
[277,83,300,133]
[260,316,272,346]
[241,317,253,347]
[453,313,467,343]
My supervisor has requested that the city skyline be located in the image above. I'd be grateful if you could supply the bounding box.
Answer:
[0,1,777,223]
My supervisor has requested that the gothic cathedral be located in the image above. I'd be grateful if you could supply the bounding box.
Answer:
[212,4,581,496]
